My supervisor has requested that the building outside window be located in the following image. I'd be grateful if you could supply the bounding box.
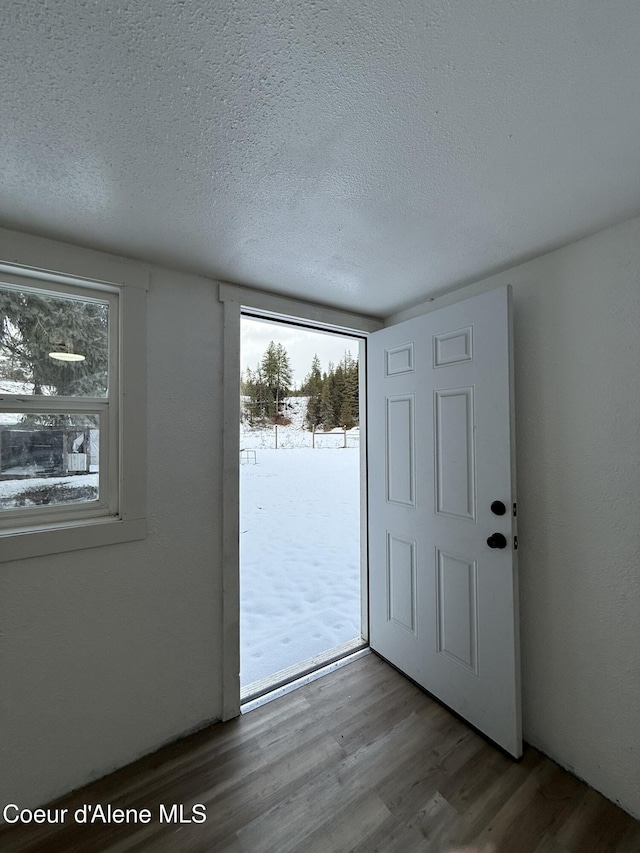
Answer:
[0,276,119,530]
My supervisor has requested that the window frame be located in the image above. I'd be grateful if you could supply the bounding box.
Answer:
[0,265,147,562]
[0,274,118,527]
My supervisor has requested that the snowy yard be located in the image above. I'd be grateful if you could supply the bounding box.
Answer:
[0,472,98,508]
[240,445,361,687]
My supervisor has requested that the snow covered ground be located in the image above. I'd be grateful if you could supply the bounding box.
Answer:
[240,395,359,450]
[240,400,361,687]
[0,473,98,507]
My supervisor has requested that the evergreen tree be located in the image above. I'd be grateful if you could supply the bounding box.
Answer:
[320,373,336,429]
[240,341,359,431]
[302,354,322,395]
[308,350,359,430]
[331,362,345,425]
[260,341,292,418]
[339,350,359,426]
[303,354,323,429]
[0,288,109,397]
[339,397,356,429]
[241,368,259,423]
[256,365,274,419]
[243,364,274,422]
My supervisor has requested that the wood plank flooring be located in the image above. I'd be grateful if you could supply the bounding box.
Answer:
[1,653,638,852]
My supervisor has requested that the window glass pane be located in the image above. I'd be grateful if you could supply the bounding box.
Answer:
[0,413,99,509]
[0,285,109,397]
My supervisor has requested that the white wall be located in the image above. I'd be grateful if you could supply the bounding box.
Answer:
[389,216,640,819]
[0,230,225,810]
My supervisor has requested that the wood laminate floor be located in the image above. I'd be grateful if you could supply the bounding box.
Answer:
[1,653,638,852]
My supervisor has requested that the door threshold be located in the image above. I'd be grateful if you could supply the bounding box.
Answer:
[241,638,369,712]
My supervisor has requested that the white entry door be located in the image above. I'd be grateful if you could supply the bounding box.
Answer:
[368,286,521,757]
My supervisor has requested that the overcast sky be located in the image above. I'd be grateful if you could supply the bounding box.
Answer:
[241,317,361,387]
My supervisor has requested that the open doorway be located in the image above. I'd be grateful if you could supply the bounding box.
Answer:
[240,314,366,700]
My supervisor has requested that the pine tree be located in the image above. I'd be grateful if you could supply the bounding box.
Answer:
[304,354,322,394]
[241,368,258,423]
[260,341,292,419]
[320,374,336,429]
[339,397,355,429]
[331,362,345,426]
[304,354,323,429]
[0,288,109,397]
[340,350,359,426]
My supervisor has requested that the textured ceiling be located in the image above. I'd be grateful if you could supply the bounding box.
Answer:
[1,1,640,316]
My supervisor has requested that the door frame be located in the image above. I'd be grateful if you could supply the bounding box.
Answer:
[219,282,382,719]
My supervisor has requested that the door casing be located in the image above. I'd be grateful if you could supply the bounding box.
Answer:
[219,282,381,719]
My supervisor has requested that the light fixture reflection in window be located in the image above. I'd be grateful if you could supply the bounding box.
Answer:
[48,341,86,362]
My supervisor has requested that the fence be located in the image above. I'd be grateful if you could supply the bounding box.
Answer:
[240,426,359,451]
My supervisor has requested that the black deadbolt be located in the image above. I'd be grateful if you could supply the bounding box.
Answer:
[487,532,507,549]
[491,500,506,516]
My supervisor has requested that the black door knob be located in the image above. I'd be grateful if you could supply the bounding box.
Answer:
[491,500,506,516]
[487,532,507,549]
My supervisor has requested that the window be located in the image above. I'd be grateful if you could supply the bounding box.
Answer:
[0,276,117,526]
[0,268,146,560]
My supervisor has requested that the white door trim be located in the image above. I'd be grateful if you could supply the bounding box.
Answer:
[219,282,382,720]
[219,283,383,334]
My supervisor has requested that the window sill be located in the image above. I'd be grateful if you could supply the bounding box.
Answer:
[0,516,147,563]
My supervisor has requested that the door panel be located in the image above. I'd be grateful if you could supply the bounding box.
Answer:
[386,395,416,506]
[434,387,475,520]
[368,286,521,757]
[387,532,418,635]
[435,548,478,675]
